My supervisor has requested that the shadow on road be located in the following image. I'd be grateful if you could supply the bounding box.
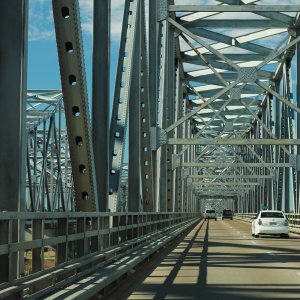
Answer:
[104,219,300,300]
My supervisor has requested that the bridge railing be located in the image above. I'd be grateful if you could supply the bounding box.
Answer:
[234,213,300,234]
[0,211,201,298]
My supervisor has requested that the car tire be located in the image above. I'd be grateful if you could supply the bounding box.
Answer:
[215,218,217,221]
[251,233,254,237]
[254,234,259,238]
[231,218,233,220]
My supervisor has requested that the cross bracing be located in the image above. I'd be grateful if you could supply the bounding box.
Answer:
[25,91,74,212]
[1,0,300,297]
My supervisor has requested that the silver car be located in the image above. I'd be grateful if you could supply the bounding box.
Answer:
[251,210,289,238]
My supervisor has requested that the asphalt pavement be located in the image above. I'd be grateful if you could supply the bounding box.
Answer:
[104,218,300,300]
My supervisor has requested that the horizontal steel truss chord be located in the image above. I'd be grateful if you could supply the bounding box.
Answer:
[168,138,300,145]
[179,162,293,168]
[188,175,273,179]
[196,193,243,196]
[195,188,252,191]
[169,5,300,12]
[192,182,261,186]
[182,20,291,28]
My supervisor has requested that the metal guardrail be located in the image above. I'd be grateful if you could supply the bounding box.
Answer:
[0,212,201,299]
[235,213,300,234]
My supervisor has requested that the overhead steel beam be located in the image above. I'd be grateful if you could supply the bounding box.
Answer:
[197,193,241,196]
[216,0,294,24]
[168,138,300,146]
[183,53,274,63]
[180,162,293,168]
[183,20,290,28]
[169,5,300,12]
[193,182,261,186]
[189,175,273,179]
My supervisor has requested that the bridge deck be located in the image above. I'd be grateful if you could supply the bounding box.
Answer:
[108,219,300,300]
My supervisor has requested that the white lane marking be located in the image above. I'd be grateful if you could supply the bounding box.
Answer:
[266,251,275,256]
[297,272,300,276]
[251,241,256,245]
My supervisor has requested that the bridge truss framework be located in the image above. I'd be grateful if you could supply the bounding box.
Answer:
[1,0,300,297]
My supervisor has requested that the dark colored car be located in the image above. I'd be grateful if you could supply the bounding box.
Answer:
[222,209,233,220]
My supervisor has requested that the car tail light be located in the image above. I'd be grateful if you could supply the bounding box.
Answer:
[284,219,289,226]
[258,219,263,225]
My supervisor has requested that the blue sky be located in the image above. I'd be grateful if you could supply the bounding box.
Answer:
[28,0,125,101]
[28,0,299,92]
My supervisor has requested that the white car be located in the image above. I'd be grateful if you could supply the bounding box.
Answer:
[251,210,289,238]
[204,209,217,221]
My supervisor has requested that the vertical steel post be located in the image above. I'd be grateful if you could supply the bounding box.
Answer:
[140,0,154,212]
[32,219,44,273]
[128,0,142,212]
[149,0,158,211]
[284,61,292,212]
[166,27,175,212]
[92,0,110,212]
[108,0,139,211]
[297,28,300,214]
[157,20,169,212]
[0,0,28,282]
[174,64,182,212]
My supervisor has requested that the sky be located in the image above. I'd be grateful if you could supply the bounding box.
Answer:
[28,0,126,98]
[28,0,299,90]
[28,0,299,131]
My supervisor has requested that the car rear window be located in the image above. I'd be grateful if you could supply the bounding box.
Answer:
[206,210,215,213]
[223,210,232,215]
[261,212,284,218]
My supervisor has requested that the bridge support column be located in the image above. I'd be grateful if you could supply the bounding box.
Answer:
[92,0,110,212]
[149,0,159,211]
[296,28,300,214]
[128,0,142,212]
[0,0,28,283]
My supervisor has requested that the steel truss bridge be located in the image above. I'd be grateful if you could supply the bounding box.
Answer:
[1,0,300,298]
